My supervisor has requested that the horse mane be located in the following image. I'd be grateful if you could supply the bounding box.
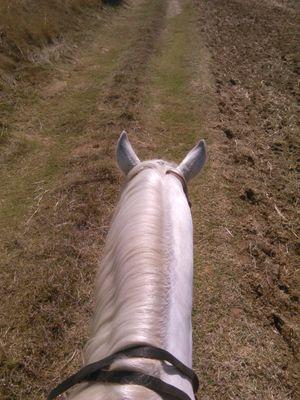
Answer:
[69,161,174,399]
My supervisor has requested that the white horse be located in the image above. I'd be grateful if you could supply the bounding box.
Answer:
[49,132,206,400]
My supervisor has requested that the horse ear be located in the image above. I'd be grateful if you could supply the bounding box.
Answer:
[116,131,140,175]
[178,139,207,182]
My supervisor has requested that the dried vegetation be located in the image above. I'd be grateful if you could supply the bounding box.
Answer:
[0,0,120,85]
[193,0,299,398]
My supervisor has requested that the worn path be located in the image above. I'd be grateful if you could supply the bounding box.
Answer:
[0,0,298,399]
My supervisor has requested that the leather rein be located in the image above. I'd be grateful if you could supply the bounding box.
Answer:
[48,345,199,400]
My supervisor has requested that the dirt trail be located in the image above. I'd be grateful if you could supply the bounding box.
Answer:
[167,0,182,17]
[0,0,298,399]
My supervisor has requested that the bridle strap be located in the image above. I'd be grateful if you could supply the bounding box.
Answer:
[126,165,192,208]
[166,170,191,208]
[47,345,199,400]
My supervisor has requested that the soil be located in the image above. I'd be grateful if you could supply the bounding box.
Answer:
[192,1,299,398]
[0,1,299,399]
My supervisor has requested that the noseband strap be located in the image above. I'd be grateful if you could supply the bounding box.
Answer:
[48,345,199,400]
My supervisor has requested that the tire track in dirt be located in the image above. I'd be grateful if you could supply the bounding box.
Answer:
[139,3,247,400]
[102,0,167,131]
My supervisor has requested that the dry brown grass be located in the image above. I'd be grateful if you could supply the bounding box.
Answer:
[0,0,105,65]
[0,0,124,146]
[0,0,100,64]
[0,0,123,88]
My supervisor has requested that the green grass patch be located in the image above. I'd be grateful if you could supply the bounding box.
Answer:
[144,0,211,161]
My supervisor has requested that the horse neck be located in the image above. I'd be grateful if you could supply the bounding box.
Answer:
[71,167,195,400]
[161,172,194,399]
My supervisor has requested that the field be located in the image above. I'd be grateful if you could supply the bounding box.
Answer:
[0,1,108,84]
[0,0,299,399]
